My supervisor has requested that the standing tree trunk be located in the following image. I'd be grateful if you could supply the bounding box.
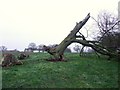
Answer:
[43,13,120,61]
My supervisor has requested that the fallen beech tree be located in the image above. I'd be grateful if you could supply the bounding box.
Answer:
[43,13,120,61]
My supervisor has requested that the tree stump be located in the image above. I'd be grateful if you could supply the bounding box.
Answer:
[2,53,23,67]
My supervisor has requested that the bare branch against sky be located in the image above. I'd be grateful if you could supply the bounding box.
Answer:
[118,1,120,31]
[0,0,119,51]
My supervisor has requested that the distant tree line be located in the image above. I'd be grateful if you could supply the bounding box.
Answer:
[24,43,72,53]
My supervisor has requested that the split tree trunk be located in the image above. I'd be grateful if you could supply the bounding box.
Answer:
[44,13,120,61]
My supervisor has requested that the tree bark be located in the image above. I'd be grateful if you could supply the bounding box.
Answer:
[44,13,120,61]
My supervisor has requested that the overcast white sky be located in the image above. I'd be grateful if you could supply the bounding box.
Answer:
[0,0,119,51]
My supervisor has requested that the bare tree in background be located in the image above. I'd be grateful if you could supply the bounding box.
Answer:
[0,46,7,52]
[28,43,37,52]
[93,11,120,52]
[37,44,44,52]
[73,44,81,53]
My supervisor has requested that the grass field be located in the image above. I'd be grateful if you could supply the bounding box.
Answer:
[2,53,119,88]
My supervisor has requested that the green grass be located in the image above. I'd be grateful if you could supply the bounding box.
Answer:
[2,53,119,88]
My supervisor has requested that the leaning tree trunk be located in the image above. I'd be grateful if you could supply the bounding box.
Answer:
[44,13,120,61]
